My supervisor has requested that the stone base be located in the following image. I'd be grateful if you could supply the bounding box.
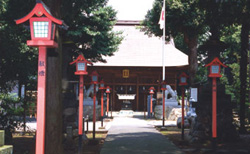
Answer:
[154,105,185,121]
[83,105,103,120]
[119,110,134,116]
[0,130,4,146]
[98,126,105,129]
[0,145,13,154]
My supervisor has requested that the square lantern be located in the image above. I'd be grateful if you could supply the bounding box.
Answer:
[179,72,189,86]
[70,55,92,75]
[15,1,68,47]
[161,81,167,91]
[211,65,220,74]
[90,71,99,84]
[149,87,155,94]
[99,80,105,90]
[106,86,111,94]
[205,57,227,78]
[30,17,55,40]
[77,62,86,71]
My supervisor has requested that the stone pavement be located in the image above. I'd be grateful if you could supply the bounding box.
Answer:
[100,114,183,154]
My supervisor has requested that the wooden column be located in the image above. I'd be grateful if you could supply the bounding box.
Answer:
[136,76,139,111]
[112,75,116,111]
[158,75,161,92]
[112,85,115,111]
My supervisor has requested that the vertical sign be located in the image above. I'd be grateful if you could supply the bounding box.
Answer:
[123,69,129,78]
[190,88,198,102]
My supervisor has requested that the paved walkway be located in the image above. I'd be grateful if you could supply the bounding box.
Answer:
[100,115,183,154]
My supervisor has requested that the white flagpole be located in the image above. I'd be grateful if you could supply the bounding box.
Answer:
[162,0,166,127]
[162,0,166,81]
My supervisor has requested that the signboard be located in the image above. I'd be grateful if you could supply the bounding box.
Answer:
[123,69,129,78]
[190,88,198,102]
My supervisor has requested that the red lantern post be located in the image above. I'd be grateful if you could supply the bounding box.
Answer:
[90,71,99,140]
[149,87,155,118]
[70,54,92,153]
[99,80,105,128]
[179,72,189,140]
[161,81,167,127]
[106,86,111,117]
[15,1,67,154]
[205,57,227,147]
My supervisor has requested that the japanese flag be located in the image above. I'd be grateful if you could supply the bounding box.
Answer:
[158,6,165,29]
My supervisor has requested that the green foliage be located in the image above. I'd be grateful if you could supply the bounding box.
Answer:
[0,94,22,131]
[0,0,37,93]
[142,0,207,39]
[62,0,123,62]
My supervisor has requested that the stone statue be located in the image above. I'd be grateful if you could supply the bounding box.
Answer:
[164,85,178,106]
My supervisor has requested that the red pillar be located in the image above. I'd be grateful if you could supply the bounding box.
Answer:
[107,93,109,117]
[78,75,84,135]
[181,86,185,140]
[101,90,104,127]
[150,94,153,115]
[93,84,96,139]
[212,77,217,138]
[101,90,104,117]
[36,47,47,154]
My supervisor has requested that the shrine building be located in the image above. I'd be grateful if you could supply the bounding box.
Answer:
[86,0,188,111]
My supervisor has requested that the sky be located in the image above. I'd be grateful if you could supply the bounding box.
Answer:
[107,0,155,20]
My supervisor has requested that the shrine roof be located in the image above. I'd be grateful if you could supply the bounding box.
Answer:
[94,24,188,67]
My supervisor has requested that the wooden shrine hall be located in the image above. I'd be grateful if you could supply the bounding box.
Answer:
[87,20,188,111]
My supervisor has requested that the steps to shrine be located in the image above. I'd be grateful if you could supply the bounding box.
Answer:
[118,110,134,117]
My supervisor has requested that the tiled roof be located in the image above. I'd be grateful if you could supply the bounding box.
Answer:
[94,25,189,67]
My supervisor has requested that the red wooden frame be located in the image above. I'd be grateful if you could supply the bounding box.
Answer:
[15,2,64,48]
[106,86,111,94]
[149,87,155,94]
[179,72,189,86]
[161,81,167,91]
[70,55,92,75]
[15,3,63,25]
[99,80,106,90]
[90,71,99,84]
[205,57,227,78]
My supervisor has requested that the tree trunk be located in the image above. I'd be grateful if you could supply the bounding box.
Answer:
[239,21,249,134]
[44,0,64,153]
[184,34,198,86]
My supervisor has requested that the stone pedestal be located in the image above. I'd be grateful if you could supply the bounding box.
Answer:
[154,105,185,121]
[0,130,13,154]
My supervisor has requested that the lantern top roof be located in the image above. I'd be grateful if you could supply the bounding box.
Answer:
[106,86,111,90]
[161,80,167,85]
[99,79,105,84]
[70,55,92,65]
[179,72,189,78]
[205,57,227,68]
[90,70,99,77]
[149,87,155,91]
[15,0,66,26]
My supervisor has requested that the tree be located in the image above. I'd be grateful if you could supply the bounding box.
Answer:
[0,0,37,93]
[238,0,250,133]
[142,0,207,85]
[61,0,122,61]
